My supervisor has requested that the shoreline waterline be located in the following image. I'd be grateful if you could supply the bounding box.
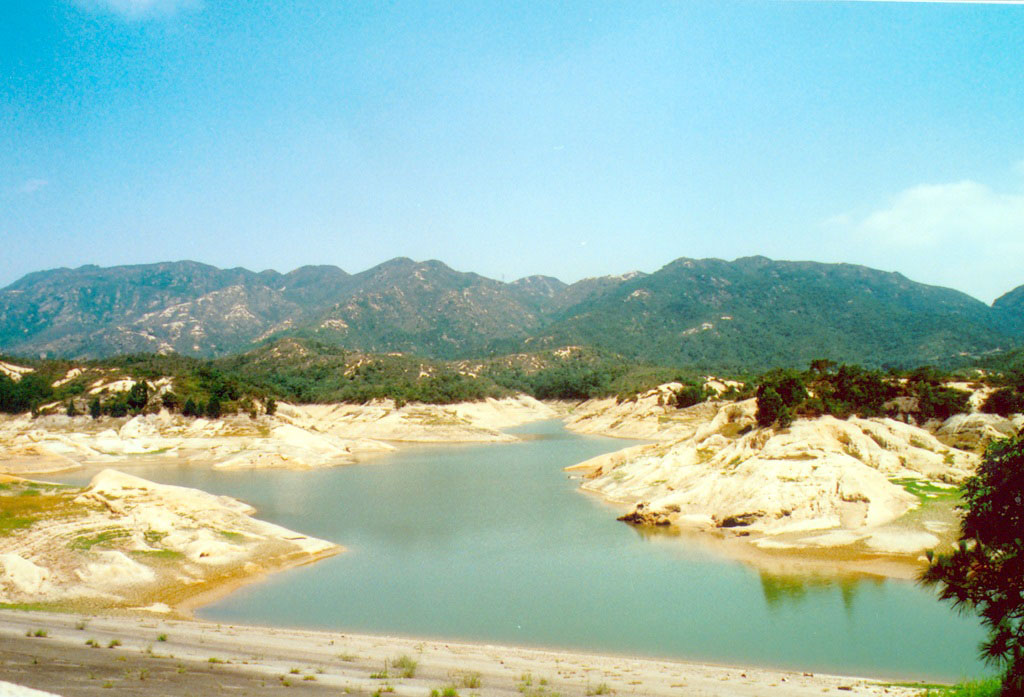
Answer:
[0,609,938,696]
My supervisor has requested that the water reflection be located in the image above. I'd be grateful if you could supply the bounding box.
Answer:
[758,572,883,612]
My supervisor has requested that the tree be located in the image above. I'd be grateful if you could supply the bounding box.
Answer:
[673,383,708,409]
[756,387,783,427]
[983,388,1024,418]
[126,381,149,413]
[89,397,101,420]
[161,391,180,412]
[66,400,78,417]
[205,396,222,419]
[921,433,1024,694]
[182,398,199,418]
[777,404,794,429]
[265,397,277,416]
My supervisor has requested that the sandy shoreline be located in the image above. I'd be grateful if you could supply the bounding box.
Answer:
[0,609,927,696]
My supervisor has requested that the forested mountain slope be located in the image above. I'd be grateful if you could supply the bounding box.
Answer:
[1,256,1020,371]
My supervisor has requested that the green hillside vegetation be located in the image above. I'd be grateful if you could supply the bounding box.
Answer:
[528,257,1012,372]
[754,361,976,428]
[0,341,706,417]
[2,341,1014,425]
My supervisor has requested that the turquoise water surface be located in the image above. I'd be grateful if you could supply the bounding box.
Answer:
[63,420,988,681]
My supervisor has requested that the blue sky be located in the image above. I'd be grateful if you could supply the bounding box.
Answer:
[2,0,1023,302]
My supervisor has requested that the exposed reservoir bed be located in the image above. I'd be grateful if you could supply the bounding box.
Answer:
[51,420,988,682]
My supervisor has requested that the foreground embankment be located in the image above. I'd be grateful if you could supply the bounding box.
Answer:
[0,610,923,697]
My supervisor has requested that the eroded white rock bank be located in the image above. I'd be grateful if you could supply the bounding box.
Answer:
[0,395,557,475]
[565,386,1022,576]
[0,470,338,611]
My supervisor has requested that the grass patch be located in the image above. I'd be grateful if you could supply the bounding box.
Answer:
[0,483,83,536]
[130,549,184,560]
[891,478,961,503]
[215,530,245,542]
[0,602,60,612]
[71,528,132,550]
[920,678,1002,697]
[0,512,37,535]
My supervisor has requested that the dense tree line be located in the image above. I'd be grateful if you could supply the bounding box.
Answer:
[2,343,1021,422]
[754,361,975,428]
[0,373,54,414]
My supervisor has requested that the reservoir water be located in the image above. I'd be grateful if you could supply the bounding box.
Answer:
[67,420,988,681]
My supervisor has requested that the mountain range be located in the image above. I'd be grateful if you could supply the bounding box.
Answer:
[1,256,1022,371]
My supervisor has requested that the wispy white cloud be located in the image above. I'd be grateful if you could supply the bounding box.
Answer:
[18,179,49,195]
[825,173,1024,303]
[73,0,200,20]
[856,180,1024,248]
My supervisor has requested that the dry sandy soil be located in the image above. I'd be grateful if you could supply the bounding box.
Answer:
[0,610,924,697]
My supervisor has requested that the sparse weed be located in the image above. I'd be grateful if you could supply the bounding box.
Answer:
[455,670,481,688]
[393,654,417,678]
[370,659,390,679]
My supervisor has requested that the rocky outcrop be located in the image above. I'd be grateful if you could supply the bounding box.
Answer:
[935,412,1024,451]
[274,395,557,443]
[564,383,723,440]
